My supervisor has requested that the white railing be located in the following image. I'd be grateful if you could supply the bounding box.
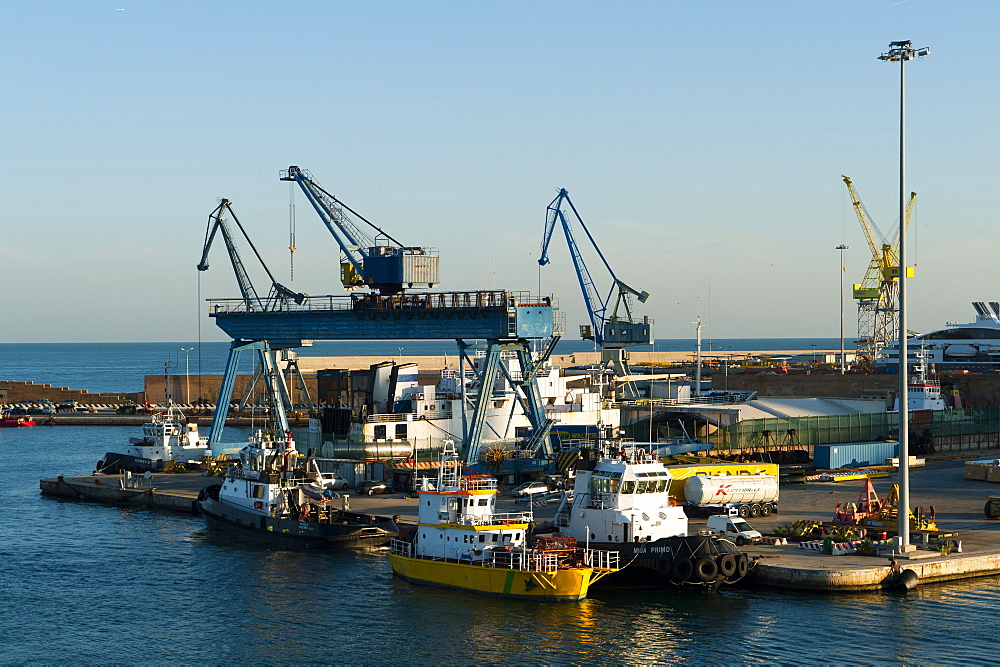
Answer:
[452,511,532,526]
[585,549,620,570]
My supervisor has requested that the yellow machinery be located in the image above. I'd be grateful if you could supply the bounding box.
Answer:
[841,175,916,368]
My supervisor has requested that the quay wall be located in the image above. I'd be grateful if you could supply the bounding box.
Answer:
[752,551,1000,591]
[0,380,140,405]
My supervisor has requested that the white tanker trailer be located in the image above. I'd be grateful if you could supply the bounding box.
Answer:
[682,474,779,518]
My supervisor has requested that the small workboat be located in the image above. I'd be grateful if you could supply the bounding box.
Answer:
[96,403,212,473]
[389,442,620,601]
[0,413,36,427]
[198,429,398,549]
[552,445,751,589]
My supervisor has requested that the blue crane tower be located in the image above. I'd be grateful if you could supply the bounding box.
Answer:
[201,169,559,469]
[197,199,311,437]
[539,188,653,397]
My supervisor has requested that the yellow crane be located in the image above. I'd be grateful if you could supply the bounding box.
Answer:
[841,175,916,368]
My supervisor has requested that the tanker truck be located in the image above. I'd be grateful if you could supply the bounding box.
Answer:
[682,473,779,518]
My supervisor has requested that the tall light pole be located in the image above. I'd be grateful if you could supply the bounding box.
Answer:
[879,39,930,553]
[180,347,193,404]
[836,244,849,374]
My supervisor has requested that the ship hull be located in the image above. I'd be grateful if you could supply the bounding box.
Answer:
[200,497,397,549]
[586,535,750,588]
[388,553,603,601]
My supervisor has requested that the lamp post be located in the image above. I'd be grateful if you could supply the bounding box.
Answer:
[180,348,193,404]
[836,244,849,374]
[879,39,930,553]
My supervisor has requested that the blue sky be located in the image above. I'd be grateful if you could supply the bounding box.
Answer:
[1,1,995,343]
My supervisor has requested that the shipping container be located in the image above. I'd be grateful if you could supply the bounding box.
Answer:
[813,441,898,469]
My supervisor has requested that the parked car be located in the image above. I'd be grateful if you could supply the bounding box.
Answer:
[321,473,350,491]
[357,479,393,496]
[509,481,550,498]
[56,401,77,413]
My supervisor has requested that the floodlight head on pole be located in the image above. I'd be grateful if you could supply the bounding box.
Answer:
[878,40,930,62]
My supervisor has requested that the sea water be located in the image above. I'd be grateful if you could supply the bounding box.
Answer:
[8,342,1000,664]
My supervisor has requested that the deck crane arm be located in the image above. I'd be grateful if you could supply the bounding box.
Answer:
[197,199,307,311]
[280,165,439,294]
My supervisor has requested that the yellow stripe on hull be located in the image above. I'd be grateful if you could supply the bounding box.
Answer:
[389,554,597,601]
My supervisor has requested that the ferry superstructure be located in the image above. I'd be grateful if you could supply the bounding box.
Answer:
[878,302,1000,372]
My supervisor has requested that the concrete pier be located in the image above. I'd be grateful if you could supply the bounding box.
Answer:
[40,452,1000,591]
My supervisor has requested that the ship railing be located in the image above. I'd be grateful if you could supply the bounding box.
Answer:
[364,412,453,423]
[491,550,560,573]
[390,539,413,557]
[584,549,620,570]
[453,511,532,526]
[459,477,498,491]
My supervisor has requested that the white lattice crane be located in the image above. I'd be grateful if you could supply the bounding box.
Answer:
[841,175,916,367]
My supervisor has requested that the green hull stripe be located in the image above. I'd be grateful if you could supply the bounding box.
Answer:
[502,570,515,595]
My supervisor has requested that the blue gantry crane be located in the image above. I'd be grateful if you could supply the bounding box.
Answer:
[201,171,558,469]
[539,188,653,396]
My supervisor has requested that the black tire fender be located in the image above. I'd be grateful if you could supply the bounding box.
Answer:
[695,556,719,582]
[718,553,738,578]
[672,557,694,582]
[736,554,750,579]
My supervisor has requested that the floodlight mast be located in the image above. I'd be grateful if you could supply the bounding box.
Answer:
[878,39,930,553]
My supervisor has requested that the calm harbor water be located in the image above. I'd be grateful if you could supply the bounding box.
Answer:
[6,342,999,664]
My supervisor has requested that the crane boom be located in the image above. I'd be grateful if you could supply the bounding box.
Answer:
[840,175,917,366]
[280,165,439,294]
[539,188,652,348]
[197,199,306,312]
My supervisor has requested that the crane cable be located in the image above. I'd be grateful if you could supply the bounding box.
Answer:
[289,182,296,280]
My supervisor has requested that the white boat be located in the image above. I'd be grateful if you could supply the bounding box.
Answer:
[97,404,212,473]
[890,350,950,412]
[199,429,398,548]
[316,357,621,463]
[877,302,1000,371]
[552,444,752,588]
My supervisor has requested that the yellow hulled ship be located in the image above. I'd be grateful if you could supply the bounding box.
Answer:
[389,442,619,601]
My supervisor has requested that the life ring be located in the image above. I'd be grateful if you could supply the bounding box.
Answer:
[694,556,719,582]
[668,498,677,507]
[671,558,694,582]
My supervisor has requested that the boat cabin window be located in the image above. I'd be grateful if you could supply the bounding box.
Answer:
[252,484,265,499]
[373,424,387,440]
[479,535,485,543]
[478,498,489,506]
[622,481,636,494]
[395,424,407,439]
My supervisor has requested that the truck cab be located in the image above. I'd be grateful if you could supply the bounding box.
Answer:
[706,514,762,546]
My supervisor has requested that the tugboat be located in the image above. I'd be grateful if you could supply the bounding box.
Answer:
[97,403,212,474]
[198,429,398,549]
[388,442,620,601]
[552,445,752,589]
